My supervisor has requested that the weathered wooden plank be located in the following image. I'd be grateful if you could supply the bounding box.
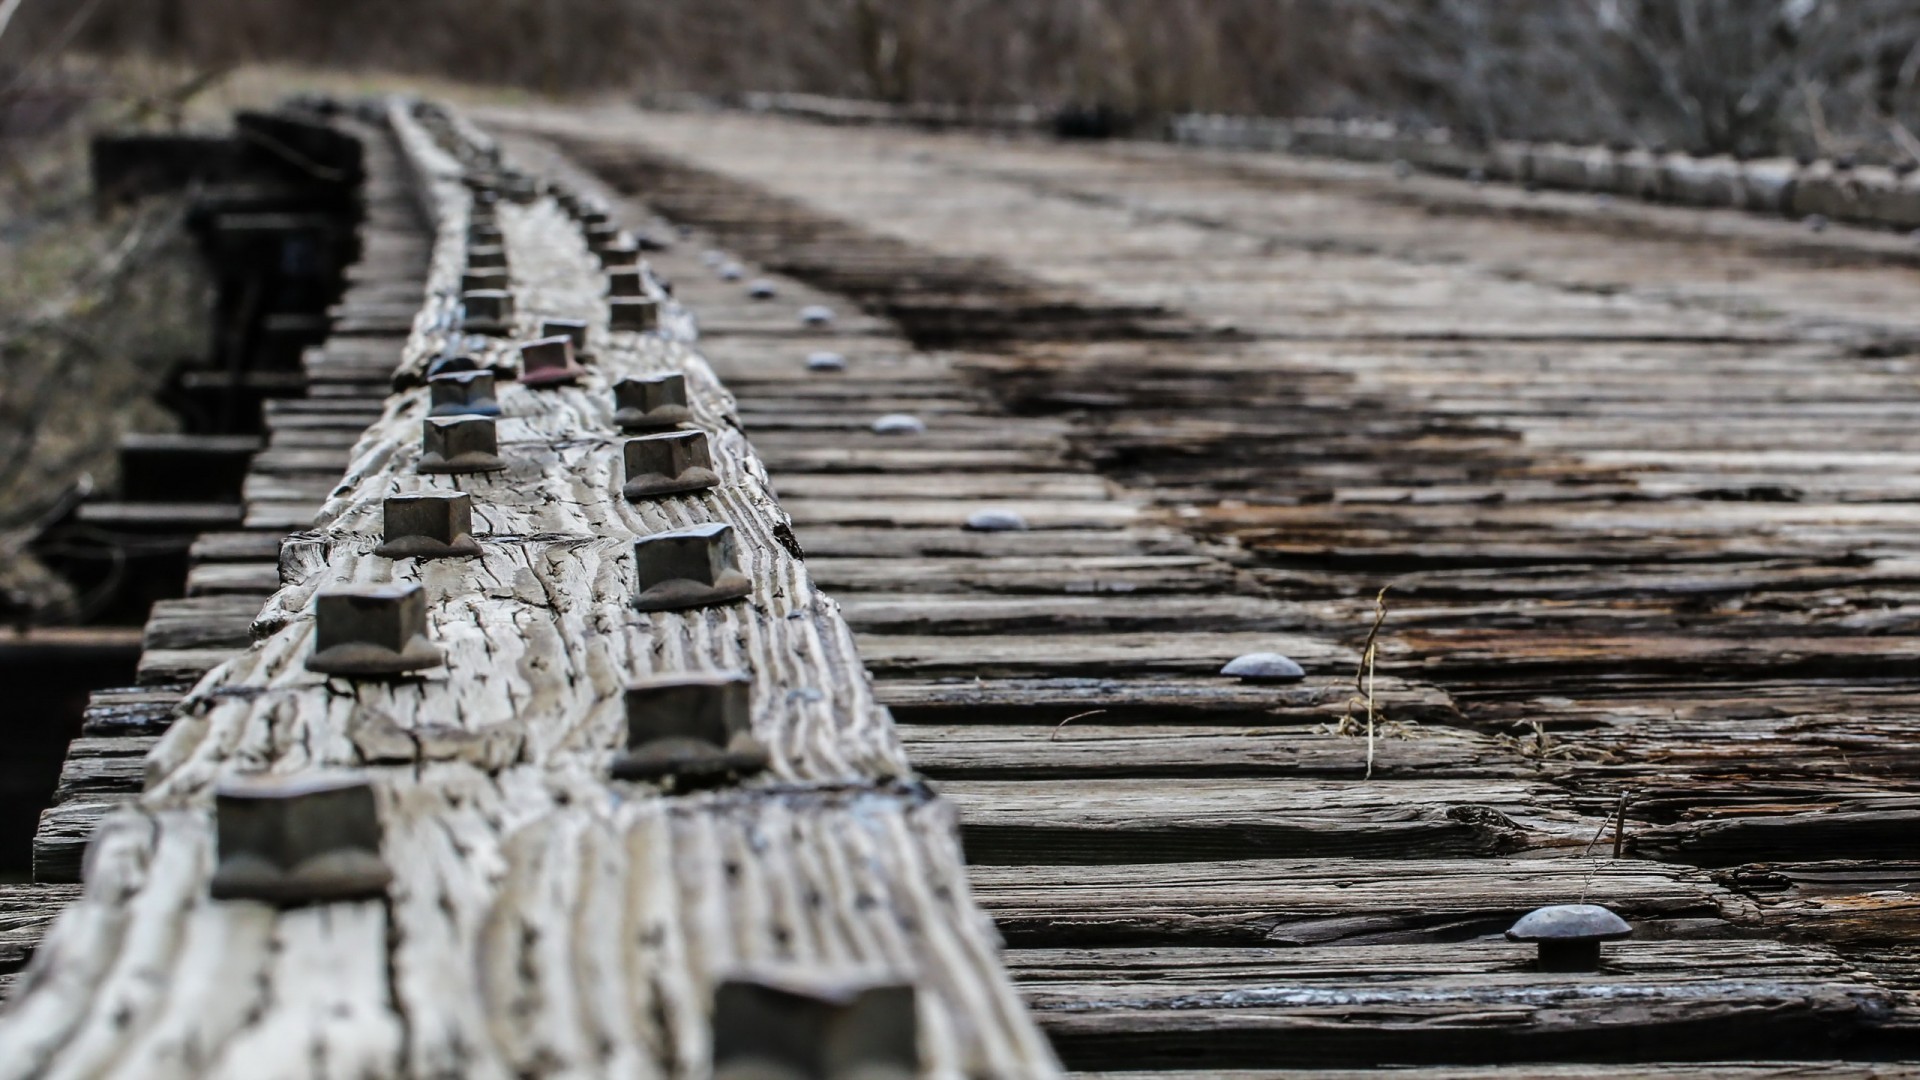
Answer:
[943,778,1592,864]
[969,856,1744,946]
[1011,941,1900,1069]
[901,723,1530,781]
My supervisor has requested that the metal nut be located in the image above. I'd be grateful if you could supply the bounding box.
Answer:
[632,522,751,611]
[712,975,918,1080]
[611,671,767,784]
[539,317,590,354]
[419,416,506,474]
[623,430,718,500]
[519,335,584,388]
[609,297,660,333]
[583,221,620,251]
[606,265,646,297]
[613,373,691,431]
[375,492,481,559]
[462,288,514,322]
[211,773,393,905]
[428,369,500,417]
[461,268,510,294]
[306,581,443,676]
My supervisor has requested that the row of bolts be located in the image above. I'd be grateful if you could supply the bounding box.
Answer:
[205,150,928,1076]
[206,123,1633,1075]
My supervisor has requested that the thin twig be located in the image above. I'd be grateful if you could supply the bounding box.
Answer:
[1049,709,1107,741]
[1341,586,1391,778]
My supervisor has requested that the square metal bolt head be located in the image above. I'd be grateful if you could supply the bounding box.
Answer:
[306,581,444,676]
[613,373,691,431]
[612,671,767,783]
[539,317,590,354]
[461,268,510,294]
[519,335,585,388]
[633,522,752,611]
[623,430,718,500]
[462,288,514,322]
[712,975,918,1080]
[467,244,508,269]
[583,221,621,251]
[211,773,393,905]
[596,240,640,268]
[375,492,481,559]
[606,265,646,297]
[428,369,500,417]
[419,415,506,474]
[609,297,661,333]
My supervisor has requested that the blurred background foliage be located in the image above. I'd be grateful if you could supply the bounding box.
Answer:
[4,0,1919,160]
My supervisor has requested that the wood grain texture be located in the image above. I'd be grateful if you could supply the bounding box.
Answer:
[0,99,1057,1079]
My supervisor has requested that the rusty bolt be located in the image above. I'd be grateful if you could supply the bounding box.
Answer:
[623,430,718,500]
[1506,904,1632,972]
[799,304,834,327]
[712,975,918,1080]
[419,415,506,474]
[613,373,691,431]
[211,773,393,905]
[1220,652,1305,683]
[306,581,443,677]
[606,265,646,297]
[375,492,481,559]
[539,317,591,354]
[428,369,500,417]
[611,671,767,784]
[467,244,508,270]
[806,351,846,372]
[870,413,925,435]
[519,335,584,388]
[633,522,751,611]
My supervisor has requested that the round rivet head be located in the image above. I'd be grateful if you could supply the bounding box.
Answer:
[1220,652,1305,683]
[965,510,1028,532]
[747,279,778,299]
[806,351,846,372]
[718,262,744,281]
[1506,904,1633,972]
[871,413,925,435]
[799,304,834,327]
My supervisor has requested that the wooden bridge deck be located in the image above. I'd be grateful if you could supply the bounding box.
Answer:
[2,96,1918,1077]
